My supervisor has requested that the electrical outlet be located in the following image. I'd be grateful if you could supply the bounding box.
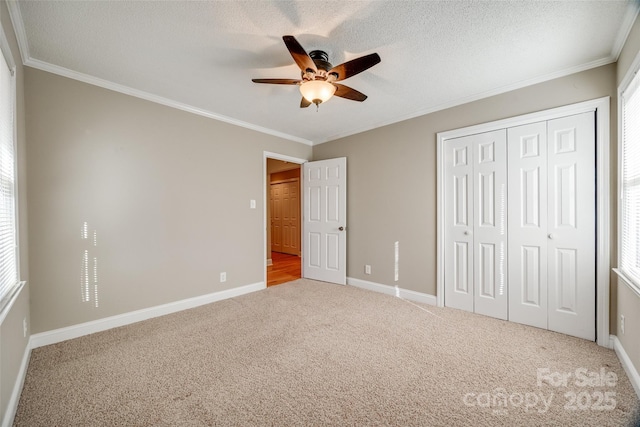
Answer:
[220,272,227,283]
[365,265,371,275]
[23,317,27,338]
[620,315,625,335]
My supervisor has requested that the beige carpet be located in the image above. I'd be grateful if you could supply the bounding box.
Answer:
[14,279,640,426]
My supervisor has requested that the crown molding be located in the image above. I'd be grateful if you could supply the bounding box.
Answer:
[6,1,29,66]
[611,0,640,61]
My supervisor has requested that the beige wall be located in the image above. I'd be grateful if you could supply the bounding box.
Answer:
[614,14,640,383]
[25,68,311,333]
[314,64,616,300]
[0,0,30,422]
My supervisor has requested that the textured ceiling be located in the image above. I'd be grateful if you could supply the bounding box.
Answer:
[7,1,639,145]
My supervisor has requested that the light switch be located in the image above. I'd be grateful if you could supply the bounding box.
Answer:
[250,199,256,209]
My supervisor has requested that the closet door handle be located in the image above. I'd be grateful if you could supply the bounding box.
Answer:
[338,226,345,231]
[464,230,471,236]
[548,233,555,240]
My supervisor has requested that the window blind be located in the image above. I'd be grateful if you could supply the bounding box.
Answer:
[621,69,640,288]
[0,50,18,307]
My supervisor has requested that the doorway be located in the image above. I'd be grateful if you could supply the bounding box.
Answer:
[263,152,348,288]
[266,157,302,286]
[267,252,302,286]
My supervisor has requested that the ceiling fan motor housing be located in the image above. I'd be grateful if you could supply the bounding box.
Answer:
[305,50,337,81]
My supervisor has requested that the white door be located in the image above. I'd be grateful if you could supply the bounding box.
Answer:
[508,121,549,329]
[546,113,595,340]
[444,135,474,312]
[473,131,508,320]
[508,113,595,340]
[303,158,347,285]
[444,130,507,319]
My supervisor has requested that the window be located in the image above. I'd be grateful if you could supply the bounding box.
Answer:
[0,38,18,311]
[620,68,640,289]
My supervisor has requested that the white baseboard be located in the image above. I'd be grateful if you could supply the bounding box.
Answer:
[610,335,640,400]
[1,339,31,427]
[30,282,265,349]
[347,277,437,306]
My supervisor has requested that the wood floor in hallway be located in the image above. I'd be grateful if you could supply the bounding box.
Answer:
[267,252,301,287]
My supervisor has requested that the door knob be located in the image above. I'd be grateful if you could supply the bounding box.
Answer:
[339,226,345,231]
[464,230,471,236]
[548,233,554,240]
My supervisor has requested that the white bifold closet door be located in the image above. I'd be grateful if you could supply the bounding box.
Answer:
[508,112,595,340]
[444,112,596,340]
[444,130,508,320]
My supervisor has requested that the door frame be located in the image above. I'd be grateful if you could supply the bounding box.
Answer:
[263,151,307,288]
[436,96,611,347]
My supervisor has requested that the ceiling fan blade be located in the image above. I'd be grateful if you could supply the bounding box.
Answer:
[328,53,381,81]
[283,35,317,73]
[300,97,312,108]
[252,78,301,85]
[333,83,368,102]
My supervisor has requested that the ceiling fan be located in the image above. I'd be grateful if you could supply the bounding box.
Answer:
[252,35,381,109]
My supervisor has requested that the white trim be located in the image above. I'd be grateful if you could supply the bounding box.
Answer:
[436,131,445,308]
[30,282,264,349]
[263,152,307,288]
[436,97,611,347]
[611,1,640,62]
[618,40,640,95]
[0,281,25,325]
[5,1,28,66]
[596,99,611,349]
[347,277,437,306]
[0,14,23,322]
[264,152,308,165]
[1,336,31,427]
[610,335,640,400]
[1,338,30,427]
[614,268,640,299]
[436,97,609,141]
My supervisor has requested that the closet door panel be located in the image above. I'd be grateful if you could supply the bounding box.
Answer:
[444,136,474,312]
[473,130,508,320]
[547,112,595,341]
[508,121,549,329]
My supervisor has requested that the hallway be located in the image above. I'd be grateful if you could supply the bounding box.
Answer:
[267,252,301,286]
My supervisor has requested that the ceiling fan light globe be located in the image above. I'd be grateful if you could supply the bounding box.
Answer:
[300,80,336,104]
